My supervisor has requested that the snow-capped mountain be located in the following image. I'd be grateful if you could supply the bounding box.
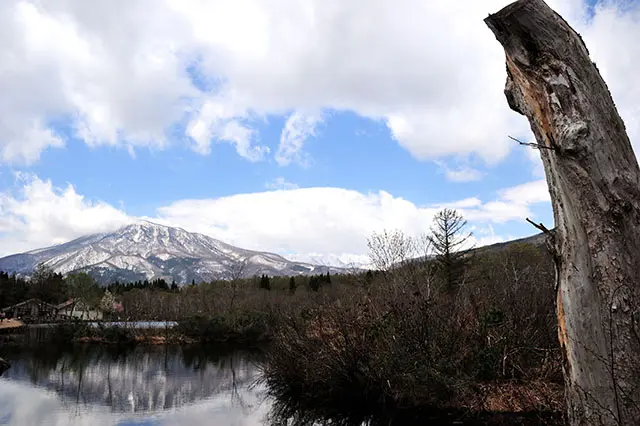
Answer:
[0,220,348,284]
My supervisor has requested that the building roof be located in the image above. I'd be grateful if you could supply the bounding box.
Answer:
[56,299,75,310]
[1,298,58,312]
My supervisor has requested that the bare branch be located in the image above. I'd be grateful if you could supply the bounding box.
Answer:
[525,217,552,234]
[508,135,556,150]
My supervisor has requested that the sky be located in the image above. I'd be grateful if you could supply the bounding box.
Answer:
[0,0,639,267]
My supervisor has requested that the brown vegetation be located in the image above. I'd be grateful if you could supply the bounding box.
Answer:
[262,233,564,424]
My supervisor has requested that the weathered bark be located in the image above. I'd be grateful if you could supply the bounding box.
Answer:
[485,1,640,425]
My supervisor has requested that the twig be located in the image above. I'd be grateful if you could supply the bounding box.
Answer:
[525,217,552,234]
[508,135,556,150]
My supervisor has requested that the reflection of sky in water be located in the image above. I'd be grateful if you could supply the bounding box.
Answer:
[0,346,272,426]
[0,378,271,426]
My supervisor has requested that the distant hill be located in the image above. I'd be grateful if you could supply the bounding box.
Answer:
[0,221,350,285]
[469,232,548,255]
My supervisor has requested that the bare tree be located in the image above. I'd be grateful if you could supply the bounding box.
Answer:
[228,258,248,311]
[486,1,640,424]
[367,229,416,273]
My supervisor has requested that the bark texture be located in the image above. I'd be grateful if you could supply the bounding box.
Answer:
[485,1,640,424]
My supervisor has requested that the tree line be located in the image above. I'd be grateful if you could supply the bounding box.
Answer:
[0,263,346,314]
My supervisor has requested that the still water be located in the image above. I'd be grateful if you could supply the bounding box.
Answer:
[0,344,272,426]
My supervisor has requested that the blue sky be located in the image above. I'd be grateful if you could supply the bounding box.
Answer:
[0,0,638,265]
[18,113,540,214]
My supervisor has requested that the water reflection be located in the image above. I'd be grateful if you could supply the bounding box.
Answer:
[0,344,270,426]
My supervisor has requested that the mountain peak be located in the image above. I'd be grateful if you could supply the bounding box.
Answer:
[0,223,347,285]
[120,220,173,233]
[128,219,171,229]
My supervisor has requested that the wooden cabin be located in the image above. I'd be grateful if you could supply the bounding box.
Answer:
[1,299,58,322]
[56,299,103,321]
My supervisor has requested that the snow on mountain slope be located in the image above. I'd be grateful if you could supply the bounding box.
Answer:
[0,220,348,284]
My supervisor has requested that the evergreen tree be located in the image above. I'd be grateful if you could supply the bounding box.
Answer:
[260,274,271,291]
[288,276,297,294]
[428,208,472,292]
[29,264,67,304]
[0,270,28,308]
[309,275,320,292]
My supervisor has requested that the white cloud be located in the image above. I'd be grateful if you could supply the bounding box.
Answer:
[499,180,551,205]
[0,174,552,262]
[265,177,299,190]
[186,98,269,161]
[152,188,438,265]
[437,179,550,224]
[276,111,323,166]
[436,162,485,182]
[0,175,131,255]
[151,180,550,265]
[5,0,636,166]
[0,0,199,162]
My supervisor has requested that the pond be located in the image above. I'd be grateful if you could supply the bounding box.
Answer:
[0,344,272,426]
[0,334,558,425]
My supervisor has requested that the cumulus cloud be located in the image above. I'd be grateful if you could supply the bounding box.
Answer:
[0,174,551,262]
[437,179,550,224]
[150,181,550,264]
[4,0,636,166]
[186,99,269,161]
[0,0,199,162]
[0,174,131,255]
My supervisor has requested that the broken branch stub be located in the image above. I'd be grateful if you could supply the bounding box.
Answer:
[486,0,640,425]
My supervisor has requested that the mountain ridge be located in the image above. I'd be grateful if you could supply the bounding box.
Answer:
[0,221,350,285]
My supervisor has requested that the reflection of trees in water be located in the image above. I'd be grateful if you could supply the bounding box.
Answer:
[2,343,263,413]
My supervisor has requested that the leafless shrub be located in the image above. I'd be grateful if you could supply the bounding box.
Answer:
[263,231,562,422]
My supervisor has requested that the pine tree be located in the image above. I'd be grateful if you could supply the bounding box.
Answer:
[428,208,472,292]
[309,275,320,292]
[260,274,271,291]
[288,276,297,294]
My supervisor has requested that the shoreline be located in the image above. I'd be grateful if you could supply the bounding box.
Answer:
[0,319,25,333]
[0,319,272,348]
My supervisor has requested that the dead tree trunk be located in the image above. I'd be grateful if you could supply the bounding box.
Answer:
[485,1,640,424]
